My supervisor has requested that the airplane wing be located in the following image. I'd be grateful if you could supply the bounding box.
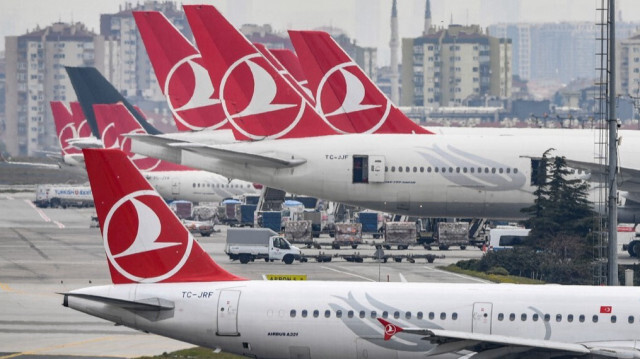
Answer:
[563,159,640,193]
[0,159,61,170]
[169,142,307,168]
[378,318,639,358]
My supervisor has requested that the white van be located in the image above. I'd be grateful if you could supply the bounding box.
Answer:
[488,227,530,251]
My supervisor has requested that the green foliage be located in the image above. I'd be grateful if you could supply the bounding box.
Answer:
[136,347,244,359]
[460,149,596,284]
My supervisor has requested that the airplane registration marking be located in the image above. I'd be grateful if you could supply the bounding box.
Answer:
[325,154,348,160]
[182,291,214,299]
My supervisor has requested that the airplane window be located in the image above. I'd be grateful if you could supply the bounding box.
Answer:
[611,315,617,323]
[290,310,296,318]
[359,311,365,318]
[336,310,342,318]
[498,313,504,321]
[192,183,195,188]
[452,313,458,320]
[628,316,634,324]
[442,167,446,173]
[406,166,410,172]
[491,168,496,174]
[429,312,435,320]
[463,167,467,173]
[532,314,539,321]
[506,168,511,174]
[434,167,439,173]
[592,315,598,323]
[405,312,411,319]
[579,315,585,322]
[420,167,424,173]
[391,166,396,172]
[556,314,562,322]
[325,310,331,318]
[509,313,515,321]
[302,310,308,318]
[440,312,446,320]
[448,167,453,173]
[313,310,319,318]
[399,166,403,173]
[567,314,573,322]
[370,311,377,318]
[470,168,474,173]
[417,312,424,319]
[456,167,460,173]
[385,166,388,172]
[382,311,389,318]
[521,314,527,321]
[413,167,417,173]
[197,183,201,188]
[514,168,519,174]
[484,168,489,174]
[427,167,432,173]
[478,167,482,173]
[394,311,400,319]
[499,168,504,174]
[544,314,550,322]
[348,310,354,318]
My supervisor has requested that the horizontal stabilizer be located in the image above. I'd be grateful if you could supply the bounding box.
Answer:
[169,142,307,168]
[62,293,174,311]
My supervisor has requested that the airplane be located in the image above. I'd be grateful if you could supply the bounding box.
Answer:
[129,5,640,221]
[93,102,260,202]
[64,147,640,359]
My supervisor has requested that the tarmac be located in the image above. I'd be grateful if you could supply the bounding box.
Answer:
[0,190,636,358]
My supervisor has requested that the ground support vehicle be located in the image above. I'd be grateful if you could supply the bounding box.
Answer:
[225,228,304,264]
[34,184,93,208]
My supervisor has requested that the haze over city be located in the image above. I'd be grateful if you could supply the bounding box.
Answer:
[2,0,640,66]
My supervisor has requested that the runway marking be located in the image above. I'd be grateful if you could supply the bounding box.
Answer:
[3,195,14,200]
[0,282,16,292]
[321,266,376,282]
[53,220,65,229]
[0,336,117,359]
[399,273,408,282]
[24,199,51,222]
[423,266,491,283]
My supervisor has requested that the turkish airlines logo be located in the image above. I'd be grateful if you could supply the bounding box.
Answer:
[58,123,80,155]
[219,53,305,139]
[103,190,193,283]
[100,123,161,172]
[165,54,225,131]
[384,324,397,336]
[316,62,389,133]
[76,119,92,138]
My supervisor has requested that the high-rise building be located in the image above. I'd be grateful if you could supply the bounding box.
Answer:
[100,1,191,101]
[401,24,511,107]
[4,23,104,156]
[617,31,640,98]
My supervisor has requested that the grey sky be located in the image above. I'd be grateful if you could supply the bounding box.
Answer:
[2,0,640,66]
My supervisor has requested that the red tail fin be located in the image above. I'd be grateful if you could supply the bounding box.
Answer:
[51,101,82,156]
[289,30,432,135]
[270,49,309,92]
[253,43,315,105]
[133,11,227,131]
[376,318,404,341]
[83,148,245,284]
[93,103,193,172]
[69,102,93,138]
[183,5,341,140]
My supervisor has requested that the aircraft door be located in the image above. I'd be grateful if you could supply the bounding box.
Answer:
[217,290,241,336]
[171,179,180,195]
[472,302,493,334]
[368,155,385,183]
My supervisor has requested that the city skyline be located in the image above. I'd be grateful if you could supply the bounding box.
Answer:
[2,0,640,67]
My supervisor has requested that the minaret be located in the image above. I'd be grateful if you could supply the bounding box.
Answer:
[423,0,432,35]
[389,0,399,104]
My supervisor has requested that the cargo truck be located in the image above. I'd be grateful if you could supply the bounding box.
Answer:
[34,184,93,208]
[225,228,304,264]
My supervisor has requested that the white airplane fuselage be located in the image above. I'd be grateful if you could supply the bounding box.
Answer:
[144,170,258,203]
[160,131,640,219]
[66,281,640,358]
